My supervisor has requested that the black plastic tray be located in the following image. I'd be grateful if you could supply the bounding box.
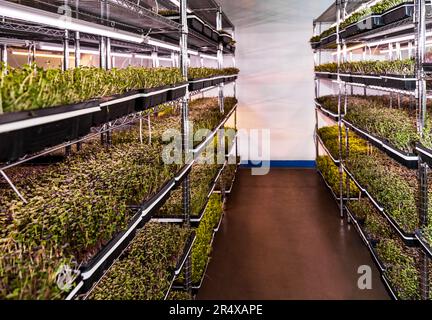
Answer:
[0,100,98,162]
[345,24,360,38]
[342,165,418,246]
[189,79,205,91]
[220,34,232,45]
[381,3,414,25]
[340,74,352,82]
[189,76,236,92]
[211,30,220,42]
[382,74,416,90]
[315,72,337,80]
[168,84,187,101]
[136,85,171,112]
[416,143,432,167]
[363,75,383,87]
[315,101,340,121]
[93,91,139,126]
[343,120,418,169]
[77,177,177,294]
[310,41,320,50]
[344,15,383,38]
[203,25,213,39]
[190,18,204,33]
[325,33,337,45]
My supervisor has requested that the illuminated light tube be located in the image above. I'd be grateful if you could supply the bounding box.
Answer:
[12,51,68,59]
[15,49,175,64]
[39,44,99,55]
[158,57,175,62]
[147,39,198,55]
[380,42,432,54]
[0,1,144,43]
[40,45,169,60]
[135,54,153,60]
[200,54,218,60]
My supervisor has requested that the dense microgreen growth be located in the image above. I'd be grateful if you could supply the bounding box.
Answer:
[372,0,410,14]
[158,163,221,217]
[0,96,235,299]
[424,224,432,247]
[167,290,192,300]
[318,95,424,152]
[347,199,392,240]
[191,194,223,284]
[310,35,321,43]
[340,7,372,30]
[347,198,421,300]
[318,124,419,234]
[220,164,237,191]
[0,64,239,114]
[189,97,238,148]
[377,239,420,300]
[188,68,239,80]
[158,10,179,16]
[315,59,415,76]
[316,155,359,197]
[346,150,418,233]
[88,223,192,300]
[316,95,339,114]
[0,126,180,299]
[317,125,368,159]
[176,194,223,286]
[310,0,410,43]
[0,64,183,114]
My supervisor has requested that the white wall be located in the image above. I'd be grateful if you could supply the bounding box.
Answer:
[219,0,334,162]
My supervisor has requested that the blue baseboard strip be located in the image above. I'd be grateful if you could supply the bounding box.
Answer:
[240,160,316,168]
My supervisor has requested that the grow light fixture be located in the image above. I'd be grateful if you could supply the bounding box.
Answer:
[12,51,69,59]
[147,39,198,55]
[200,54,218,60]
[39,44,172,61]
[39,44,99,55]
[0,1,145,44]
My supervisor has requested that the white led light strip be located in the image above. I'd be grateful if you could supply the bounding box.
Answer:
[0,1,144,43]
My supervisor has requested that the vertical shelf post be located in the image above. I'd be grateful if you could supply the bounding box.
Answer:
[216,7,226,201]
[180,0,192,294]
[336,0,345,218]
[75,32,81,68]
[415,0,430,301]
[99,0,107,69]
[74,0,81,68]
[217,7,224,114]
[1,44,7,67]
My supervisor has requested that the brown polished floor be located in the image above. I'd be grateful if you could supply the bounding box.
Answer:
[197,168,389,300]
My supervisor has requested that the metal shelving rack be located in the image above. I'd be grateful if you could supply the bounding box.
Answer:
[313,0,431,300]
[0,0,238,300]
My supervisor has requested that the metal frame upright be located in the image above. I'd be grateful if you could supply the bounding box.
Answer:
[179,0,193,294]
[336,0,346,218]
[415,0,430,301]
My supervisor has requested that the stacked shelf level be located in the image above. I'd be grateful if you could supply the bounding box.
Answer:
[312,0,432,300]
[0,0,239,300]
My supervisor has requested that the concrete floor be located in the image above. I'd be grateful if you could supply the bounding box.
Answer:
[197,169,389,300]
